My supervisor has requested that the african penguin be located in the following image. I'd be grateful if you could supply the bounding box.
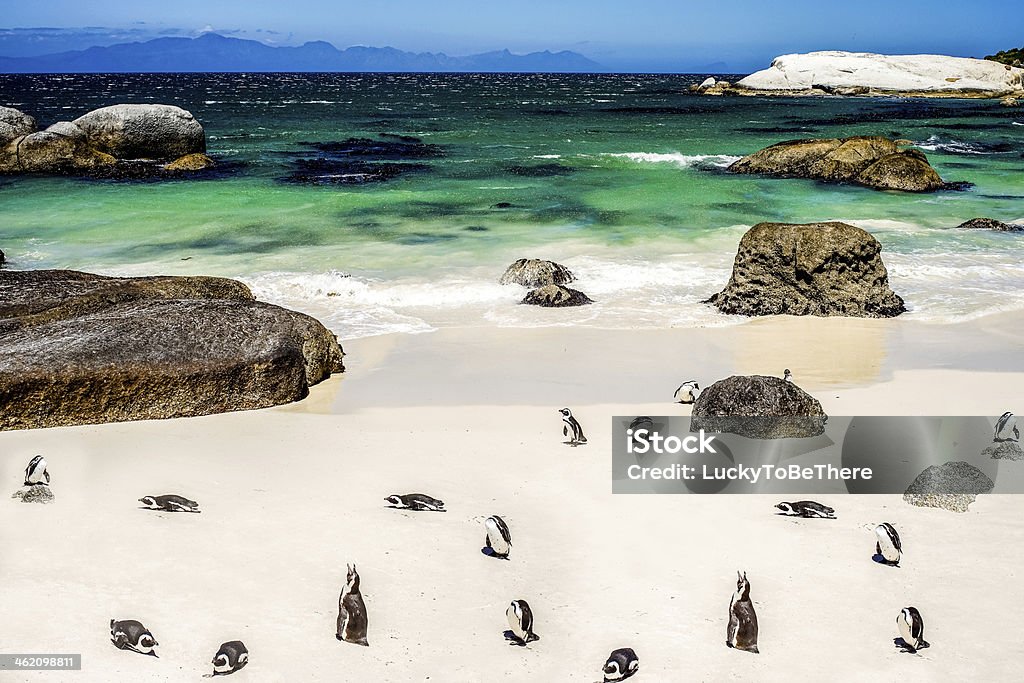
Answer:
[896,607,929,652]
[138,494,200,513]
[24,455,49,486]
[673,380,701,404]
[874,522,902,565]
[212,640,248,675]
[336,563,369,646]
[110,619,158,656]
[726,571,759,653]
[384,493,446,511]
[995,412,1019,442]
[559,408,587,446]
[484,515,512,558]
[603,647,639,681]
[775,501,835,518]
[783,369,793,383]
[506,599,539,645]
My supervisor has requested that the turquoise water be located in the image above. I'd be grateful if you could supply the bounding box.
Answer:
[2,73,1023,336]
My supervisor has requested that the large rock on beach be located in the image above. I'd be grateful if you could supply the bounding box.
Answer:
[0,105,36,141]
[982,441,1024,461]
[733,51,1024,95]
[72,104,206,160]
[728,136,946,192]
[706,222,906,318]
[0,269,345,431]
[955,217,1024,232]
[691,374,827,439]
[12,485,54,504]
[521,284,593,307]
[903,461,994,512]
[500,258,576,287]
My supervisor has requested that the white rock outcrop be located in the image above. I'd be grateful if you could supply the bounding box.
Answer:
[737,51,1024,94]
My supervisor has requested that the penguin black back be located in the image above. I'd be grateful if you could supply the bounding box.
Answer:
[24,455,49,486]
[603,647,639,681]
[110,618,158,656]
[897,606,929,652]
[385,493,445,511]
[726,571,759,654]
[337,563,369,646]
[559,408,587,445]
[484,515,512,558]
[506,599,538,644]
[212,640,248,675]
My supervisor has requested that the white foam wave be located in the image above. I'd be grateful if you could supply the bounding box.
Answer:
[914,135,990,155]
[243,256,741,339]
[603,152,741,169]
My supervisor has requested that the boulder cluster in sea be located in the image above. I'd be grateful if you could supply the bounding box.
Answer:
[0,103,215,177]
[499,258,593,307]
[706,221,906,318]
[727,136,951,192]
[0,269,344,431]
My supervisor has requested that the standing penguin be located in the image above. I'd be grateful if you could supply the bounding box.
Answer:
[673,380,701,404]
[559,408,587,446]
[211,640,248,675]
[994,412,1019,442]
[506,599,539,645]
[874,522,902,566]
[336,564,369,646]
[726,571,759,653]
[24,455,49,486]
[602,647,639,681]
[110,619,159,656]
[783,369,793,383]
[896,607,929,652]
[484,515,512,559]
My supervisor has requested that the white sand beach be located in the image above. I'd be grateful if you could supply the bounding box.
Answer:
[3,313,1024,681]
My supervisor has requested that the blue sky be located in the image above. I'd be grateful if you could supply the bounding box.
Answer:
[1,0,1019,71]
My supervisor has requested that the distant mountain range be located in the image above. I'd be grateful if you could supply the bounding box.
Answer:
[0,32,603,73]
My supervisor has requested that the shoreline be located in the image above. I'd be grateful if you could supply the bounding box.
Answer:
[2,319,1023,680]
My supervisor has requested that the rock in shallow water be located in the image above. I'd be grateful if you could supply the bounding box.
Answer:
[520,284,593,307]
[691,375,827,439]
[72,104,206,160]
[903,461,994,512]
[500,259,576,287]
[955,217,1024,232]
[0,270,344,431]
[727,136,948,192]
[706,221,906,318]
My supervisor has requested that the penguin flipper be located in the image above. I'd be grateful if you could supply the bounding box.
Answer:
[563,425,569,437]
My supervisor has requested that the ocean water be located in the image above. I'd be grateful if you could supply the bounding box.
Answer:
[2,72,1023,338]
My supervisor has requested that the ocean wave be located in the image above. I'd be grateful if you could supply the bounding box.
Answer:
[913,135,996,155]
[602,152,741,169]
